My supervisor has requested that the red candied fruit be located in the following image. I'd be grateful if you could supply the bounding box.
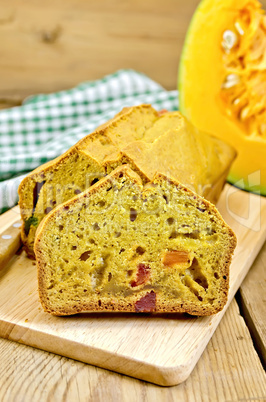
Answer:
[130,263,150,287]
[135,291,156,313]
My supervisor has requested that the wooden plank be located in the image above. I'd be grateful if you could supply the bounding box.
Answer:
[238,241,266,368]
[0,206,21,232]
[0,220,21,270]
[0,298,265,401]
[0,0,200,105]
[0,206,22,269]
[0,185,265,386]
[1,0,266,107]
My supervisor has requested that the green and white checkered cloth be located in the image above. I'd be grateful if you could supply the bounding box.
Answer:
[0,69,178,214]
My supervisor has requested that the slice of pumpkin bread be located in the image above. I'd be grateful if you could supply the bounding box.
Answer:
[18,105,159,257]
[19,105,235,258]
[35,165,237,316]
[120,116,236,203]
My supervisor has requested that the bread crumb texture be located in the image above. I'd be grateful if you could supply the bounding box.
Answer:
[35,165,236,316]
[19,104,236,258]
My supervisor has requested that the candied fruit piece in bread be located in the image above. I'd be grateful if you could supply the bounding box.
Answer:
[35,165,237,316]
[19,104,235,258]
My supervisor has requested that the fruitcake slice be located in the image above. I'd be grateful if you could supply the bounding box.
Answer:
[18,104,158,257]
[120,114,236,203]
[35,165,236,316]
[19,104,235,258]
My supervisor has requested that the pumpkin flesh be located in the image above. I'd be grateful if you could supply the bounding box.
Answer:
[179,0,266,195]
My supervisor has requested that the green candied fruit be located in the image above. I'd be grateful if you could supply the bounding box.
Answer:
[24,215,39,235]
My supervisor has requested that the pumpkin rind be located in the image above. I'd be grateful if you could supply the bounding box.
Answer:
[179,0,266,195]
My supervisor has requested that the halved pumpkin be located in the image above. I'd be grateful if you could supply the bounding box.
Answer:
[179,0,266,195]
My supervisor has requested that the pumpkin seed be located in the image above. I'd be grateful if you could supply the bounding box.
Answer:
[222,74,240,89]
[240,106,250,120]
[222,30,238,50]
[235,21,244,35]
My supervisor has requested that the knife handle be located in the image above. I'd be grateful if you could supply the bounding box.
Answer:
[0,221,22,270]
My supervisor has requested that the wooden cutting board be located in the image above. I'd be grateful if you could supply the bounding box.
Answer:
[0,184,265,386]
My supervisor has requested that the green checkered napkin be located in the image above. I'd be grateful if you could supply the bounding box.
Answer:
[0,69,178,214]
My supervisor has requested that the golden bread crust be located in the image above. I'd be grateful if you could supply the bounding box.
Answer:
[35,165,236,316]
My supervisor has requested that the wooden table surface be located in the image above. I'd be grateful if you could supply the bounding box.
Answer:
[0,1,265,400]
[0,211,265,401]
